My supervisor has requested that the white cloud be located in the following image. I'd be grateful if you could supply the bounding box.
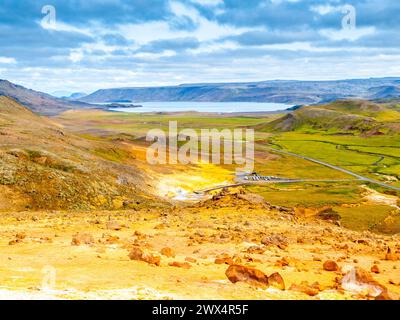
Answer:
[190,0,223,7]
[133,50,176,60]
[0,57,17,64]
[39,20,93,36]
[69,50,84,63]
[311,5,339,15]
[320,27,376,41]
[119,1,263,44]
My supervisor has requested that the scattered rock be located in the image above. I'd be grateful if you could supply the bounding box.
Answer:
[371,265,380,274]
[168,261,191,269]
[375,291,393,300]
[214,254,234,266]
[128,246,161,266]
[71,233,94,246]
[275,257,290,267]
[16,233,26,240]
[341,266,387,298]
[289,281,320,296]
[154,223,166,230]
[143,254,161,266]
[128,247,144,260]
[246,246,265,254]
[225,265,269,287]
[106,220,122,231]
[268,272,285,290]
[8,239,22,245]
[261,234,289,249]
[323,260,339,272]
[161,247,176,258]
[385,248,399,261]
[104,235,119,244]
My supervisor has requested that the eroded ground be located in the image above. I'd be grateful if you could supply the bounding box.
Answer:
[1,188,399,300]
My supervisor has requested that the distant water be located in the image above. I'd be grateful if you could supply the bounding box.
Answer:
[108,101,290,113]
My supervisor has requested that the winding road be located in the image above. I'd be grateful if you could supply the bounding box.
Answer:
[195,146,400,194]
[266,147,400,191]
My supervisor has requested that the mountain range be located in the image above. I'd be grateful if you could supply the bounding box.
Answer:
[0,80,94,116]
[1,78,400,115]
[79,78,400,105]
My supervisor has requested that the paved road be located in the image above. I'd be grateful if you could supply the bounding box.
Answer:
[194,179,360,194]
[194,144,400,194]
[265,147,400,192]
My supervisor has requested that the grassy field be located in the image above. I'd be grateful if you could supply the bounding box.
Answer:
[335,204,398,234]
[270,132,400,187]
[58,110,278,137]
[246,182,362,207]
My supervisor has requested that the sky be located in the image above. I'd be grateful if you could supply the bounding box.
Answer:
[0,0,399,95]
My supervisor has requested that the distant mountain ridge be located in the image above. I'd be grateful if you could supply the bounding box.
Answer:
[79,77,400,105]
[0,80,94,115]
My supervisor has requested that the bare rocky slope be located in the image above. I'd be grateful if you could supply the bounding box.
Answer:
[0,80,94,115]
[0,96,162,211]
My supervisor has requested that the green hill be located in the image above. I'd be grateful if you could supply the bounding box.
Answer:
[260,100,400,134]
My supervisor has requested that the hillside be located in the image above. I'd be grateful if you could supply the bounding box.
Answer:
[0,80,94,115]
[0,96,162,211]
[79,78,400,105]
[260,100,400,134]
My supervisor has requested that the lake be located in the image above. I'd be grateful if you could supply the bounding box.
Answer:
[108,101,291,113]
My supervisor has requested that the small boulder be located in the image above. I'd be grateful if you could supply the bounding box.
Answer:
[268,272,285,290]
[261,234,289,249]
[371,265,380,274]
[128,247,144,260]
[225,265,269,287]
[275,257,290,267]
[128,247,161,266]
[323,260,339,272]
[289,281,320,296]
[215,257,234,265]
[246,246,265,254]
[341,266,388,298]
[385,248,399,261]
[143,254,161,266]
[71,233,94,246]
[161,247,176,258]
[168,261,191,269]
[16,233,26,240]
[106,220,122,231]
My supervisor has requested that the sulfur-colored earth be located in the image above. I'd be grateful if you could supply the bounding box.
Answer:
[1,188,399,300]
